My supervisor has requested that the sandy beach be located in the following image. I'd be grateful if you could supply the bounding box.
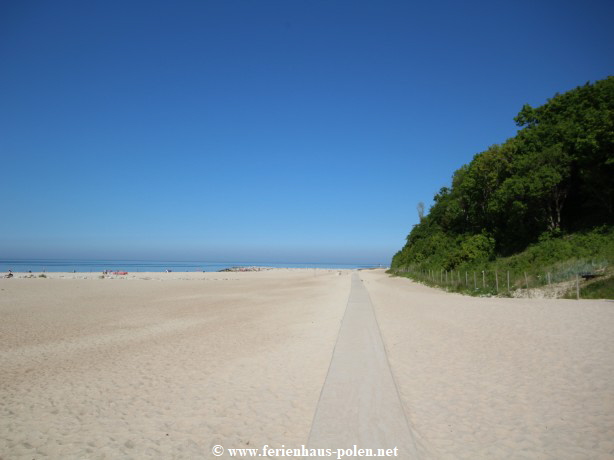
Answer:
[362,270,614,459]
[1,270,351,459]
[2,269,613,459]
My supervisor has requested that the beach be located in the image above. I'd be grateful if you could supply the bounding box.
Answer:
[1,270,351,458]
[362,270,614,459]
[2,269,613,459]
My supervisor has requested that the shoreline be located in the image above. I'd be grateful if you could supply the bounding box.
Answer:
[2,267,356,281]
[0,260,385,275]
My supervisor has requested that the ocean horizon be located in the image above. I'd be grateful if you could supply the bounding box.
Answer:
[0,259,386,273]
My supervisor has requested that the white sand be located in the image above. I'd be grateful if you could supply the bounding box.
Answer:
[361,269,614,459]
[1,270,351,459]
[3,268,613,459]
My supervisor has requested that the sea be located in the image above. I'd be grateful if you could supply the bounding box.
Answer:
[0,259,386,273]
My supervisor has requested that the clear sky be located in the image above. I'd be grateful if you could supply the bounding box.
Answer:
[1,0,612,264]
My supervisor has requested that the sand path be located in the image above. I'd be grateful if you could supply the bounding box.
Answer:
[308,273,420,458]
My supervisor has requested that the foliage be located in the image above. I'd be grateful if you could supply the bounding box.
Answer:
[392,77,614,275]
[392,226,613,298]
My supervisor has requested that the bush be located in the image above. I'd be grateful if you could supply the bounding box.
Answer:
[390,227,614,298]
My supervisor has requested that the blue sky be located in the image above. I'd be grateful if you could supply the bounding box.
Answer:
[1,0,612,264]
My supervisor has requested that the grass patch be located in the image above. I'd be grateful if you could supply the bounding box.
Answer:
[563,275,614,299]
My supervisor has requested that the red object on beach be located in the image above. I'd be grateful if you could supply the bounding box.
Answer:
[113,271,128,275]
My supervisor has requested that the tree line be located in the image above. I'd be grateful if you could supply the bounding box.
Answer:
[392,77,614,271]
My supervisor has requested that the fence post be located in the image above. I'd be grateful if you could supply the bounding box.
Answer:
[465,271,468,287]
[482,271,486,288]
[507,271,510,292]
[576,274,580,300]
[473,272,477,289]
[495,271,499,293]
[524,272,530,298]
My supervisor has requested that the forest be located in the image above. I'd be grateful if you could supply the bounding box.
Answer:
[391,77,614,287]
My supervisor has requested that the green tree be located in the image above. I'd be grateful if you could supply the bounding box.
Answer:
[391,77,614,270]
